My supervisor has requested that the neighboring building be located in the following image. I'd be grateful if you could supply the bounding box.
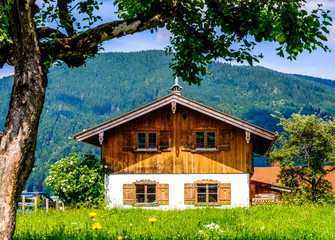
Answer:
[252,166,335,191]
[74,80,277,208]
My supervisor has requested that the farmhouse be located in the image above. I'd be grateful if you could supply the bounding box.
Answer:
[74,80,277,208]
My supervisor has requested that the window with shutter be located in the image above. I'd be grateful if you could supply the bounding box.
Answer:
[123,180,169,206]
[184,180,231,206]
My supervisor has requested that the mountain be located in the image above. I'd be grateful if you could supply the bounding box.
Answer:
[1,50,335,193]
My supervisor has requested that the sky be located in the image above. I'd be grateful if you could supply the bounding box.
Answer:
[1,1,335,80]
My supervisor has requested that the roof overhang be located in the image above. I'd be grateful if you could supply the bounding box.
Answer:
[73,93,277,155]
[250,180,293,193]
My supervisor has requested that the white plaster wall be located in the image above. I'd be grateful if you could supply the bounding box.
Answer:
[105,174,250,209]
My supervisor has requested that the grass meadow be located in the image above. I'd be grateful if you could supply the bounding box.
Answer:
[14,205,335,239]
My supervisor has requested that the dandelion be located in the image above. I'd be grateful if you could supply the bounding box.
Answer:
[89,212,97,217]
[92,222,102,230]
[260,226,265,231]
[148,217,157,223]
[117,236,123,240]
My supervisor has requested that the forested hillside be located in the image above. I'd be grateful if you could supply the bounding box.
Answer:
[1,50,335,193]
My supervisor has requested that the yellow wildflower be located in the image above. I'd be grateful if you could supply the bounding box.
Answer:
[92,222,102,230]
[148,217,157,223]
[89,212,97,217]
[117,236,123,240]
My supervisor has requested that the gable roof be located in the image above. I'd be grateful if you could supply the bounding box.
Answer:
[73,93,277,155]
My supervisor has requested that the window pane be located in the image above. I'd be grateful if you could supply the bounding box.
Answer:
[136,194,145,203]
[147,193,156,203]
[196,132,205,148]
[208,184,218,194]
[136,185,145,194]
[197,184,207,193]
[207,132,216,148]
[197,194,206,202]
[137,133,146,149]
[208,194,218,203]
[148,133,157,149]
[147,185,156,193]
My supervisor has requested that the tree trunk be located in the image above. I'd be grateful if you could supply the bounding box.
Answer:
[312,180,317,205]
[0,1,47,239]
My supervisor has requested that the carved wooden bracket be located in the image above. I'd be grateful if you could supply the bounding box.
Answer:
[171,102,177,114]
[245,131,250,144]
[99,132,104,145]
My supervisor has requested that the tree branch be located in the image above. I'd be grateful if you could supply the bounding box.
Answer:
[37,27,67,39]
[40,3,176,67]
[57,0,75,37]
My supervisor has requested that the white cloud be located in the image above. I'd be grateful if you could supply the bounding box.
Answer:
[156,28,172,42]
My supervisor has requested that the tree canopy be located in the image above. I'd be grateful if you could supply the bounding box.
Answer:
[270,112,335,204]
[0,1,332,84]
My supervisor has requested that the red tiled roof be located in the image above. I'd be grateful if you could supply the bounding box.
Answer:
[252,167,281,185]
[252,167,335,190]
[0,132,3,137]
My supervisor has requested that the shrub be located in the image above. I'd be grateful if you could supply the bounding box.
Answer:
[45,152,107,206]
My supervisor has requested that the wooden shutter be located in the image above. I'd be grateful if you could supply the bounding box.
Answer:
[218,183,231,205]
[156,184,169,205]
[184,183,196,204]
[218,129,231,151]
[181,131,194,151]
[159,130,171,151]
[123,184,135,205]
[122,130,134,151]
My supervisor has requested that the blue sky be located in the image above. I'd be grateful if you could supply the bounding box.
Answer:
[1,1,335,80]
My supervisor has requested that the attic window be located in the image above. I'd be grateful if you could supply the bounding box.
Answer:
[196,132,216,149]
[137,132,157,149]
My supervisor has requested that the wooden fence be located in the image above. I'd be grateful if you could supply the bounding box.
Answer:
[20,195,65,213]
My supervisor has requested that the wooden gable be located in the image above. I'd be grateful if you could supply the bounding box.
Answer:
[74,93,277,175]
[100,104,253,174]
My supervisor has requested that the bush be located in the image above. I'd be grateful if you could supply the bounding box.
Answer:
[45,152,107,206]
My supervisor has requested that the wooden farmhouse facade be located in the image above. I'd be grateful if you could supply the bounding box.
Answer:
[74,86,277,208]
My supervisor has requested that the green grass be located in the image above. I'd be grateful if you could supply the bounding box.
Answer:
[14,205,335,239]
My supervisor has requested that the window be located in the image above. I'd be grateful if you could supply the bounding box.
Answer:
[137,132,157,149]
[196,132,216,149]
[197,184,218,203]
[136,184,156,203]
